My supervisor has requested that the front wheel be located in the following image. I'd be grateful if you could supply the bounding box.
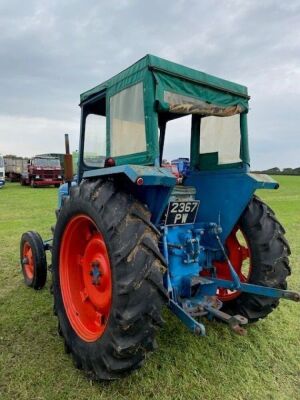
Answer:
[52,180,166,380]
[20,231,47,289]
[216,195,291,322]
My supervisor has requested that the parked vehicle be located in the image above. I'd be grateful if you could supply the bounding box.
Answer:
[37,153,65,178]
[20,156,63,187]
[3,155,28,182]
[171,157,190,176]
[20,54,299,380]
[0,154,5,188]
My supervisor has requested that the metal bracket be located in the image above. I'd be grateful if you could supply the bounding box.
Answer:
[215,232,241,289]
[204,304,248,335]
[169,299,206,336]
[210,277,300,302]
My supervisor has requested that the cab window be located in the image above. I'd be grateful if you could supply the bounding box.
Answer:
[110,82,146,157]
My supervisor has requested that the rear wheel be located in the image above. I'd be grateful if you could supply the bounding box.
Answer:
[215,195,291,322]
[52,179,166,379]
[20,231,47,289]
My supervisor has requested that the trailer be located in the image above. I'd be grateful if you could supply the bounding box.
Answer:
[4,155,28,182]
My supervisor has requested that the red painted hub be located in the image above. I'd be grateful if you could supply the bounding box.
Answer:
[59,214,112,342]
[22,242,34,280]
[207,226,251,301]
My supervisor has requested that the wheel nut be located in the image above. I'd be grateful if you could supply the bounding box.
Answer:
[22,257,28,265]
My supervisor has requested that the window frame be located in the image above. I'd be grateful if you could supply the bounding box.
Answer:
[190,112,248,171]
[108,81,147,159]
[83,113,107,168]
[106,78,158,166]
[78,90,107,181]
[199,114,242,166]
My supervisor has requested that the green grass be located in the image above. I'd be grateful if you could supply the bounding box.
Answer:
[0,178,299,400]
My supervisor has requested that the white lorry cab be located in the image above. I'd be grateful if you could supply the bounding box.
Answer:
[0,154,5,188]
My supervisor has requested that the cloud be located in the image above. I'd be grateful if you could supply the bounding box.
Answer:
[0,0,299,167]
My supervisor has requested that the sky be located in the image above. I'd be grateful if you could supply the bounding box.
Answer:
[0,0,299,170]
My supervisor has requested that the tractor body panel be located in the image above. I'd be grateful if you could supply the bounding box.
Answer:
[62,54,298,339]
[19,54,298,380]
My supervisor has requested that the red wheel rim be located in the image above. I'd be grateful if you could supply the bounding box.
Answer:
[59,214,112,342]
[22,242,34,280]
[208,226,251,301]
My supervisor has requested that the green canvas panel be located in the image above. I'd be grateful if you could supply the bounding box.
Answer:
[80,54,249,105]
[105,73,157,166]
[147,54,249,98]
[153,71,248,111]
[80,56,150,103]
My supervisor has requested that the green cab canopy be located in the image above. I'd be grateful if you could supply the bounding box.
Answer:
[80,54,249,114]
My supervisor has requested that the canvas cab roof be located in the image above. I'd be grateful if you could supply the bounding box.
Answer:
[80,54,249,113]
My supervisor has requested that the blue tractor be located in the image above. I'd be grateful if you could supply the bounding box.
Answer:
[20,55,299,380]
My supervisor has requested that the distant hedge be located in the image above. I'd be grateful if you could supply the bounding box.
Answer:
[253,167,300,175]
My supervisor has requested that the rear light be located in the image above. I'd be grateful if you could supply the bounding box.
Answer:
[104,157,116,168]
[136,177,144,186]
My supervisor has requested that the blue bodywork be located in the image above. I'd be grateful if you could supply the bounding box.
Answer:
[58,165,299,334]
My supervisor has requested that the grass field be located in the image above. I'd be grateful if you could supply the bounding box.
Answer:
[0,178,299,400]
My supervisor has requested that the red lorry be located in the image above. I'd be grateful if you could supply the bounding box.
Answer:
[20,156,63,188]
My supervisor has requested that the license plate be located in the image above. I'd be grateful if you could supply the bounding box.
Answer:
[165,201,200,225]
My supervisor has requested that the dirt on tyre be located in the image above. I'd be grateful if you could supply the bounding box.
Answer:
[20,231,47,289]
[218,195,291,322]
[52,179,166,380]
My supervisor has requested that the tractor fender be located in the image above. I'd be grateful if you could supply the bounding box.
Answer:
[247,172,279,190]
[73,166,176,224]
[185,170,279,243]
[82,165,176,187]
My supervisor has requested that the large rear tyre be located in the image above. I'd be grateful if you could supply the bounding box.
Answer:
[218,195,291,322]
[20,231,47,289]
[52,179,166,380]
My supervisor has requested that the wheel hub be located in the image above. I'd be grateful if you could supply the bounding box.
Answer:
[59,214,112,342]
[90,260,102,285]
[22,242,34,280]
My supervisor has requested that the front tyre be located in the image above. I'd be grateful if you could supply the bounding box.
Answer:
[52,179,166,380]
[20,231,47,289]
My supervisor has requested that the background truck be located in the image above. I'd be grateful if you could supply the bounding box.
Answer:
[0,154,5,188]
[37,153,65,178]
[20,155,63,187]
[4,155,28,182]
